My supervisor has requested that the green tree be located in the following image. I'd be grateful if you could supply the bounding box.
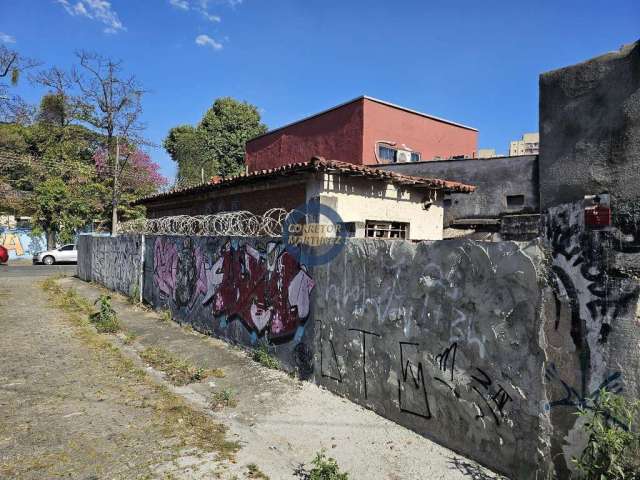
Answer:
[164,97,267,185]
[32,178,105,246]
[164,124,210,186]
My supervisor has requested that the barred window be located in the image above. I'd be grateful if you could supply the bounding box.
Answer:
[365,221,409,239]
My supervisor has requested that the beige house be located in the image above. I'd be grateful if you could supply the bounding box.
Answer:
[136,157,475,241]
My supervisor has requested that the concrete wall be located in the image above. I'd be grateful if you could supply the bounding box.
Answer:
[78,227,640,479]
[379,155,539,226]
[313,239,549,479]
[77,234,143,297]
[79,234,552,478]
[541,201,640,477]
[142,235,316,375]
[539,41,640,210]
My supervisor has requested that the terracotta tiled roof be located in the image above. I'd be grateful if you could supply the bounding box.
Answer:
[135,156,475,205]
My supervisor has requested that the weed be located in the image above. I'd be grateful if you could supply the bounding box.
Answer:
[252,343,280,370]
[129,282,141,305]
[140,346,212,386]
[160,309,172,323]
[246,463,269,479]
[210,388,238,410]
[123,332,138,345]
[89,294,121,333]
[304,450,349,480]
[573,389,640,479]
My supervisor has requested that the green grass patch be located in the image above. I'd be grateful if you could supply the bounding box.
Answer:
[210,388,238,410]
[140,346,213,386]
[252,344,280,370]
[246,463,269,479]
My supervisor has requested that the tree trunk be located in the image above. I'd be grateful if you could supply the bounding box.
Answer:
[111,137,119,236]
[46,230,56,250]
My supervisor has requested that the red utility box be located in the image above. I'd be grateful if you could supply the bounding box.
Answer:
[585,205,612,228]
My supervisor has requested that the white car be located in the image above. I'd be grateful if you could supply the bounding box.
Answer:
[33,244,78,265]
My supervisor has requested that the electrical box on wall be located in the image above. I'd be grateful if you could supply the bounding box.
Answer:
[584,193,611,229]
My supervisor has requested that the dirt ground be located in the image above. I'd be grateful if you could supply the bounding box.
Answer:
[0,266,506,479]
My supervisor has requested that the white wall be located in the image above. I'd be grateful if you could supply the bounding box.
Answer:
[306,173,444,240]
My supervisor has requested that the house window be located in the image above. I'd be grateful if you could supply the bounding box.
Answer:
[365,220,409,239]
[377,144,421,164]
[506,194,525,208]
[378,145,396,163]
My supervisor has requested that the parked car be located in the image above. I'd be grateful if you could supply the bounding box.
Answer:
[0,245,8,264]
[33,244,77,265]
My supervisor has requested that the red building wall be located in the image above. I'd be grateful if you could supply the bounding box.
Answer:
[361,98,477,165]
[245,97,477,173]
[245,100,364,172]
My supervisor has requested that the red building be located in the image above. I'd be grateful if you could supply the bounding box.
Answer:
[245,96,478,173]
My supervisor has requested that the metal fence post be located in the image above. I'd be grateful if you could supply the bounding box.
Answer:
[139,233,145,304]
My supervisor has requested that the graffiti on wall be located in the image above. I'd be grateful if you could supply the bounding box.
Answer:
[542,201,640,474]
[312,239,545,478]
[319,329,515,429]
[544,203,637,398]
[152,237,315,345]
[0,228,46,259]
[91,236,142,296]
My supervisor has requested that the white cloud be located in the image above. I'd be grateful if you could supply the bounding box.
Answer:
[172,0,221,22]
[56,0,125,34]
[0,32,16,44]
[169,0,189,10]
[199,10,221,22]
[195,34,222,50]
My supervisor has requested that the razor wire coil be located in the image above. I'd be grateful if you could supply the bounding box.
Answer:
[117,208,294,237]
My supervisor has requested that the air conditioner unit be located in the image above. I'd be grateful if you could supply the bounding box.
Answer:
[395,149,412,163]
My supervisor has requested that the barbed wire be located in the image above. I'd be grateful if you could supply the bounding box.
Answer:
[117,209,295,237]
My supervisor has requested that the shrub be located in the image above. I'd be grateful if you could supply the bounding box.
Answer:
[252,343,280,370]
[308,450,349,480]
[160,308,172,323]
[89,294,121,333]
[573,389,640,479]
[210,388,238,410]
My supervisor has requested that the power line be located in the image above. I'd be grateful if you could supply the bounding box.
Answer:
[0,152,160,183]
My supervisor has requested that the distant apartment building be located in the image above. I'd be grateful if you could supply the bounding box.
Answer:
[477,148,498,158]
[509,132,539,156]
[245,96,478,173]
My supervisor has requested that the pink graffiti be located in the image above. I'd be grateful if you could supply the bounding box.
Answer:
[153,237,178,298]
[208,241,314,340]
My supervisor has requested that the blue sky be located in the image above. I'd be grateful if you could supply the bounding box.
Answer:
[1,0,638,181]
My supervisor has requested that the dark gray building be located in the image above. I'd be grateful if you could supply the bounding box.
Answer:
[539,40,640,211]
[380,155,539,228]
